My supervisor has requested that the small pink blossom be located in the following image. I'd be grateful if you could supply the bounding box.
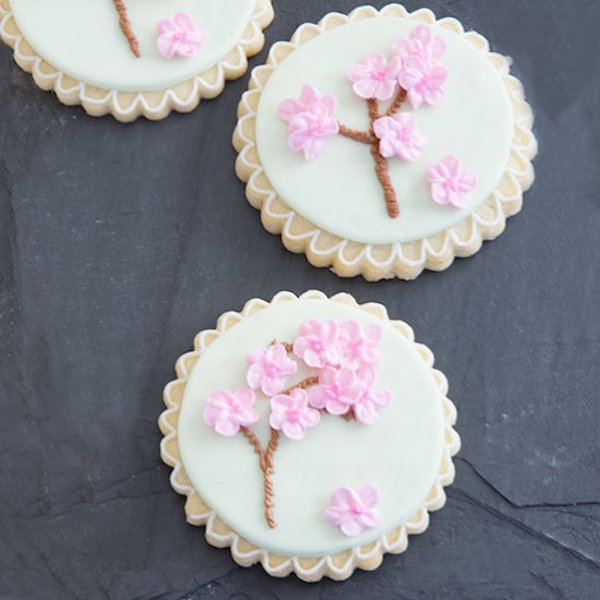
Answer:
[426,156,477,208]
[293,319,342,368]
[278,84,337,123]
[339,321,383,369]
[393,24,446,63]
[352,367,392,425]
[246,344,297,397]
[372,113,427,162]
[278,85,339,160]
[308,367,363,415]
[325,485,382,536]
[203,388,259,437]
[157,12,206,59]
[269,389,321,440]
[393,25,447,109]
[348,53,402,101]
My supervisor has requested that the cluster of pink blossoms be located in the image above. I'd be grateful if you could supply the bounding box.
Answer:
[277,24,478,208]
[203,319,391,441]
[295,319,391,425]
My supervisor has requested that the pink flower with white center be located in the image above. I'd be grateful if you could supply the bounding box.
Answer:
[203,388,259,437]
[324,485,382,536]
[278,85,340,160]
[246,344,297,397]
[269,389,321,441]
[293,319,342,368]
[308,367,363,416]
[348,53,402,101]
[157,12,206,59]
[339,321,383,370]
[372,113,427,162]
[426,155,478,208]
[352,367,392,425]
[393,25,448,109]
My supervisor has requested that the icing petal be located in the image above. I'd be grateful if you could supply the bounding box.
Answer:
[215,419,240,437]
[174,11,195,31]
[359,484,380,508]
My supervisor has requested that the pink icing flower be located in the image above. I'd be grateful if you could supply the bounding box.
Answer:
[372,113,427,162]
[352,367,392,425]
[324,485,382,536]
[393,25,447,109]
[394,24,446,63]
[308,367,363,415]
[339,321,383,369]
[203,388,259,436]
[293,319,342,368]
[278,85,340,160]
[348,53,402,101]
[426,156,477,208]
[269,389,321,440]
[157,12,206,59]
[246,344,297,397]
[286,109,340,160]
[278,84,337,123]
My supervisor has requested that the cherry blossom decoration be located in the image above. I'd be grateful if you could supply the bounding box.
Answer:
[202,319,392,529]
[277,24,477,217]
[157,12,206,59]
[203,388,259,436]
[278,85,340,160]
[348,53,401,101]
[393,24,448,109]
[247,343,297,396]
[427,155,477,208]
[325,485,382,536]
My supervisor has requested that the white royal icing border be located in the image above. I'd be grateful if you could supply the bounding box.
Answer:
[233,4,538,280]
[0,0,274,121]
[158,290,461,582]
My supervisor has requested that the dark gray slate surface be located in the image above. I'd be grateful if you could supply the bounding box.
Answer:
[1,1,599,598]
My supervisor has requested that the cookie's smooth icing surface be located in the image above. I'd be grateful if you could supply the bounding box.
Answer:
[178,298,445,557]
[255,17,513,245]
[10,0,254,92]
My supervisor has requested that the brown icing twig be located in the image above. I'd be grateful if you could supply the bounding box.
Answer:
[112,0,141,58]
[263,429,279,528]
[386,87,408,117]
[338,124,373,145]
[241,374,318,529]
[367,98,400,219]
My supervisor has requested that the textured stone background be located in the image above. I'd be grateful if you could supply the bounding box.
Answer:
[0,1,599,598]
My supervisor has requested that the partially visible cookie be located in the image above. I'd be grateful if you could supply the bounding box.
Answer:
[234,4,537,280]
[159,290,460,581]
[0,0,273,121]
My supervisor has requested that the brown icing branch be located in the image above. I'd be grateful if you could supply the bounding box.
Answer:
[339,124,373,145]
[386,87,408,117]
[241,374,319,529]
[242,427,266,472]
[336,90,407,219]
[368,98,400,219]
[112,0,140,58]
[282,375,319,396]
[263,429,279,528]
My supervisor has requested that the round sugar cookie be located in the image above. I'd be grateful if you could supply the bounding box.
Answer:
[234,4,537,280]
[0,0,273,121]
[159,290,460,581]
